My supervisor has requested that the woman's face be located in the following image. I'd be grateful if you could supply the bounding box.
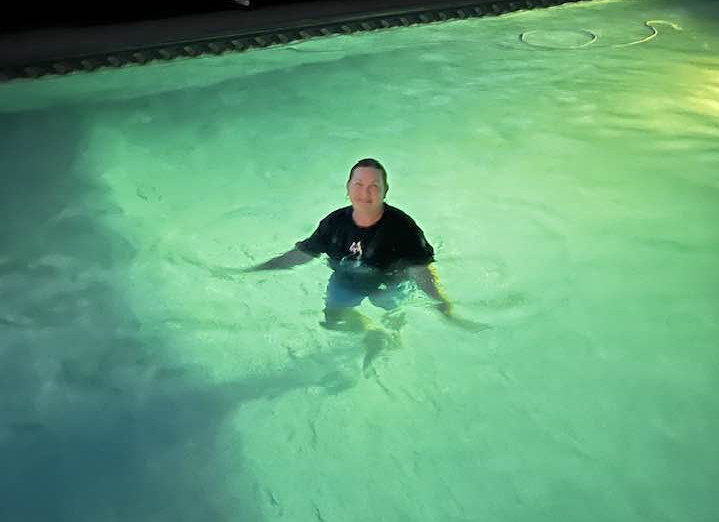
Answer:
[347,166,386,214]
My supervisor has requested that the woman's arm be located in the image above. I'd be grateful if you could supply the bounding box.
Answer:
[246,247,316,272]
[408,264,453,314]
[409,264,490,332]
[183,247,316,280]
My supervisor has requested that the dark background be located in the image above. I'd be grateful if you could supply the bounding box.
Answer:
[1,1,304,33]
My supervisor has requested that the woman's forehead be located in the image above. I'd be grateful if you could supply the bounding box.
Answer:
[350,167,383,183]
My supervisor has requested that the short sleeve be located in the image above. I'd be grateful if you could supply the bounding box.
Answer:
[402,221,435,265]
[295,217,329,257]
[405,226,434,265]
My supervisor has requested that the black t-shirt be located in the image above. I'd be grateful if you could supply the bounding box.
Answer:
[296,204,434,281]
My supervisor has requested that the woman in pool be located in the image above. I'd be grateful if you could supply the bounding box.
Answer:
[247,158,484,335]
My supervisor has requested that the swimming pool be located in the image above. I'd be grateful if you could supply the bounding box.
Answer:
[1,0,718,520]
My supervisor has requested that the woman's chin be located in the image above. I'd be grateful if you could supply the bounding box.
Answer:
[354,203,378,211]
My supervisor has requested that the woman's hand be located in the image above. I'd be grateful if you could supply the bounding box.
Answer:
[445,315,492,333]
[435,300,491,333]
[434,299,454,317]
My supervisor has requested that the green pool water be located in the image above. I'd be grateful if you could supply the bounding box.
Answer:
[1,0,718,520]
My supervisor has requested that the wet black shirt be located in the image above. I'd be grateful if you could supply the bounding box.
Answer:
[295,204,434,281]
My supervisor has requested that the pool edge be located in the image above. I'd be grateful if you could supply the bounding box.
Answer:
[0,0,593,83]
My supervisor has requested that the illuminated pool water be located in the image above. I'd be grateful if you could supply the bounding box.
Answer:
[1,0,718,520]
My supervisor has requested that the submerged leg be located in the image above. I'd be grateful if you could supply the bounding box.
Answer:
[320,306,385,374]
[321,273,366,331]
[361,328,401,374]
[381,308,407,332]
[321,275,407,376]
[320,306,371,332]
[370,280,411,334]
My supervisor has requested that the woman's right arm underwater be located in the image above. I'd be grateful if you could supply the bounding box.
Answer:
[245,247,316,272]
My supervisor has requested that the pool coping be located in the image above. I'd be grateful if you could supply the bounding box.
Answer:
[0,0,587,83]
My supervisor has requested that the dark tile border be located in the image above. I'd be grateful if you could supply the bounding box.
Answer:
[0,0,586,82]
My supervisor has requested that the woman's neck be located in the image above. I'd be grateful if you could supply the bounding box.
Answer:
[352,204,385,228]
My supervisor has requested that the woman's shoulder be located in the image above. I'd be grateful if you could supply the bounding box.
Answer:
[330,205,352,218]
[384,204,421,228]
[320,205,352,225]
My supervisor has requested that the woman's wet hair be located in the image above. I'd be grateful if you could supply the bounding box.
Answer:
[348,158,389,195]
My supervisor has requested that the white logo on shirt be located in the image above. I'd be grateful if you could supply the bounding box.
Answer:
[349,241,363,258]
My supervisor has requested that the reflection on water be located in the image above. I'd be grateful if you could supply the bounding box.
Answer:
[1,0,718,520]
